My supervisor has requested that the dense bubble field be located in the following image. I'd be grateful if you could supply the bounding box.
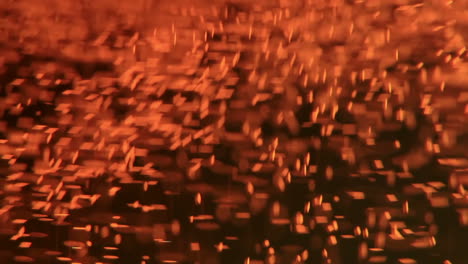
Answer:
[1,0,468,263]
